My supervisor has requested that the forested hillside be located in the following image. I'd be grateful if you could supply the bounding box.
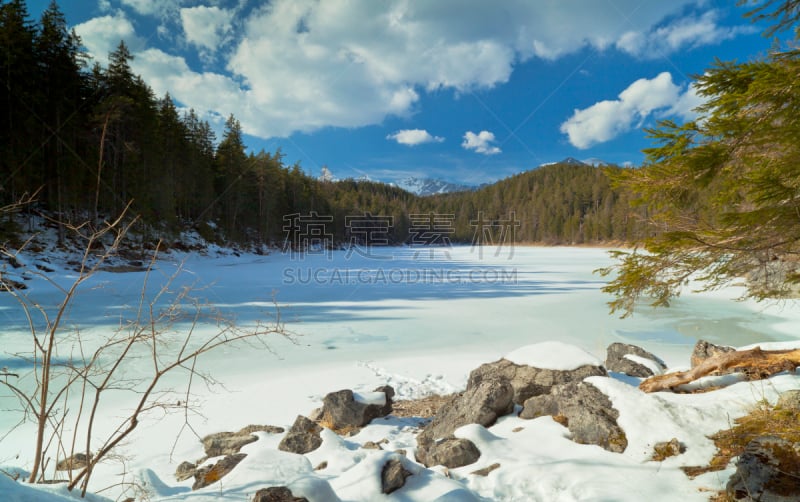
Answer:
[1,0,645,248]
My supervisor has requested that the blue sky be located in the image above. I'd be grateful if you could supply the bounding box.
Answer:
[28,0,774,185]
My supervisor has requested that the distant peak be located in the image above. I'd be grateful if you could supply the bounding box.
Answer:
[390,176,475,196]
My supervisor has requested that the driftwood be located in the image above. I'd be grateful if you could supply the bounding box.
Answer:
[640,347,800,393]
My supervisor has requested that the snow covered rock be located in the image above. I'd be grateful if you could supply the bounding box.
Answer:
[419,437,482,469]
[278,416,323,454]
[192,453,247,490]
[252,486,309,501]
[174,461,196,481]
[416,379,513,466]
[726,436,800,502]
[519,381,628,453]
[202,430,259,457]
[467,348,606,405]
[319,386,394,433]
[55,453,89,471]
[605,342,666,378]
[381,458,412,494]
[691,339,735,368]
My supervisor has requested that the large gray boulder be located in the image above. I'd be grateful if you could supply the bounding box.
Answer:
[419,437,482,469]
[605,342,666,378]
[691,340,735,368]
[467,358,606,405]
[520,381,628,453]
[418,378,513,447]
[416,379,512,467]
[726,436,800,501]
[278,416,323,454]
[320,386,394,433]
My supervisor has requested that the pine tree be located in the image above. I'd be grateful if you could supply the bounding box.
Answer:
[600,5,800,315]
[0,0,38,204]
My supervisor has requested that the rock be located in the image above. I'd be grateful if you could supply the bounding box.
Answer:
[420,437,481,469]
[314,461,328,471]
[278,416,323,454]
[238,424,286,435]
[691,340,735,368]
[319,386,394,433]
[471,463,501,476]
[55,453,89,471]
[252,486,309,502]
[0,278,27,291]
[416,378,513,458]
[652,438,685,461]
[520,381,628,453]
[192,453,247,490]
[174,461,196,482]
[362,441,383,450]
[726,436,800,502]
[381,458,412,494]
[202,430,258,457]
[604,342,666,377]
[776,390,800,411]
[467,358,606,405]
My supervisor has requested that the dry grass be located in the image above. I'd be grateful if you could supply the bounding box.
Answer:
[682,399,800,481]
[391,394,456,419]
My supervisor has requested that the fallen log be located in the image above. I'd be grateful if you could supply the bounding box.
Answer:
[640,347,800,393]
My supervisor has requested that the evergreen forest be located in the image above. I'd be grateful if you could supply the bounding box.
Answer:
[1,0,648,250]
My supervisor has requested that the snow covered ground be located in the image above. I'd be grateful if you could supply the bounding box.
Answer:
[1,246,799,501]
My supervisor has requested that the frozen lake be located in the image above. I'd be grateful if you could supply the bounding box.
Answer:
[1,246,791,379]
[1,245,798,500]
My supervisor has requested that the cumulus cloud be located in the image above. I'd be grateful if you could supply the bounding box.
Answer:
[616,10,755,58]
[180,6,234,53]
[77,0,746,139]
[119,0,182,17]
[462,131,501,155]
[386,129,444,146]
[560,72,702,149]
[74,11,145,64]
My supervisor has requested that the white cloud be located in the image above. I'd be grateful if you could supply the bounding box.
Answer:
[668,82,705,120]
[80,0,744,139]
[74,11,145,64]
[119,0,182,17]
[180,6,234,53]
[212,0,710,137]
[560,72,703,149]
[386,129,444,146]
[462,131,501,155]
[616,10,755,58]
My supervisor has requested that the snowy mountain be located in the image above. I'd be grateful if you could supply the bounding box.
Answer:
[538,157,612,167]
[392,177,475,196]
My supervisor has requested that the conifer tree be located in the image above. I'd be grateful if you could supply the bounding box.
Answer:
[600,2,800,315]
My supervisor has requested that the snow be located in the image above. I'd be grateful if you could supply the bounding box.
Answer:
[1,245,800,501]
[623,353,665,375]
[504,341,602,369]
